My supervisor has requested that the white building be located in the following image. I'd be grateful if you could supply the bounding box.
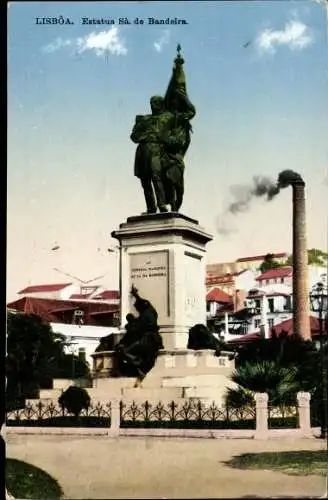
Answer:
[256,265,327,291]
[235,269,258,293]
[245,288,293,335]
[50,323,119,366]
[8,283,121,367]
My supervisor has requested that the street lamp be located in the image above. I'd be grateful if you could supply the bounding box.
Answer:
[64,337,79,381]
[310,282,328,439]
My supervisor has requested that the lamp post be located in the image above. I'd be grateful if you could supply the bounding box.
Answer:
[65,337,79,381]
[310,282,328,439]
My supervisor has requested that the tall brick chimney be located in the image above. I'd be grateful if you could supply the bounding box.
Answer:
[292,180,311,340]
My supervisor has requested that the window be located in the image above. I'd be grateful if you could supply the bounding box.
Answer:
[255,300,261,310]
[80,286,97,295]
[266,280,270,285]
[72,309,84,325]
[268,298,274,313]
[268,318,274,329]
[254,319,261,329]
[284,296,292,311]
[241,322,248,335]
[280,278,285,284]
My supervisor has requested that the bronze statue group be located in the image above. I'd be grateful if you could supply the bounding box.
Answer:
[130,45,196,214]
[94,48,222,387]
[113,285,163,387]
[96,285,225,388]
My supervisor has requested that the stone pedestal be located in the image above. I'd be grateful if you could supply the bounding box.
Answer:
[91,349,236,405]
[111,213,213,350]
[85,213,235,407]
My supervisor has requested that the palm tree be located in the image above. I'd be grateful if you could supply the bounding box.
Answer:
[226,360,300,407]
[235,332,319,392]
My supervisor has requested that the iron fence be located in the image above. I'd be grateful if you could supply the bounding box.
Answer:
[5,400,256,429]
[268,405,298,429]
[6,401,111,427]
[120,400,256,429]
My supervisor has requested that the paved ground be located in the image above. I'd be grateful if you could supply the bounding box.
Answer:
[6,434,327,499]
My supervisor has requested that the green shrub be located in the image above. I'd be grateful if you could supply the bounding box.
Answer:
[58,386,90,418]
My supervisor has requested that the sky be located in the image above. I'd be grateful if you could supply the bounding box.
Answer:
[7,0,328,301]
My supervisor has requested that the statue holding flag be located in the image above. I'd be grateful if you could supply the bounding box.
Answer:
[130,45,196,213]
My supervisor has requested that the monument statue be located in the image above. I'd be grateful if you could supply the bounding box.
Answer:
[112,285,164,386]
[131,44,196,214]
[187,324,223,356]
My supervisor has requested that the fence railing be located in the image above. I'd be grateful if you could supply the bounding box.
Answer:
[6,400,255,429]
[5,392,314,438]
[6,401,111,427]
[120,400,256,429]
[268,405,298,429]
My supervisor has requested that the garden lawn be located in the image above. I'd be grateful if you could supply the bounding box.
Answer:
[225,450,328,476]
[6,458,63,499]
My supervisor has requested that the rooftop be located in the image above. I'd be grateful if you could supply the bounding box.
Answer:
[206,288,232,303]
[237,253,287,263]
[93,290,120,300]
[18,283,72,294]
[206,274,236,285]
[69,293,92,300]
[7,296,119,325]
[256,267,293,281]
[247,291,291,299]
[227,316,320,344]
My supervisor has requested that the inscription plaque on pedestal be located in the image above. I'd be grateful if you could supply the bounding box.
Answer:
[129,250,170,323]
[184,251,204,326]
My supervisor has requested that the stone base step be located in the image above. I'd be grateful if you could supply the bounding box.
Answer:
[162,374,236,388]
[39,389,63,399]
[25,398,59,405]
[122,386,183,401]
[92,377,142,390]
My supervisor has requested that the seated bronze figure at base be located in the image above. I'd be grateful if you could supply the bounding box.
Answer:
[112,286,164,386]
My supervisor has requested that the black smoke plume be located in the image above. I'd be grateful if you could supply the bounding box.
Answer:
[217,170,304,235]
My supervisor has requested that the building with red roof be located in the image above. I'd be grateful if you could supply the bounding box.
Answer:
[236,252,288,263]
[18,283,72,294]
[15,281,120,305]
[256,267,293,287]
[227,316,322,346]
[7,296,119,327]
[7,295,120,365]
[17,282,78,301]
[206,288,232,303]
[93,290,120,301]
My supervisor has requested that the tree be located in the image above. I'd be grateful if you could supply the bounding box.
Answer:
[227,332,323,408]
[7,313,61,399]
[225,386,255,410]
[54,354,90,380]
[284,248,328,267]
[227,360,300,406]
[58,386,90,418]
[236,331,319,391]
[307,248,328,266]
[259,254,284,273]
[6,313,90,401]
